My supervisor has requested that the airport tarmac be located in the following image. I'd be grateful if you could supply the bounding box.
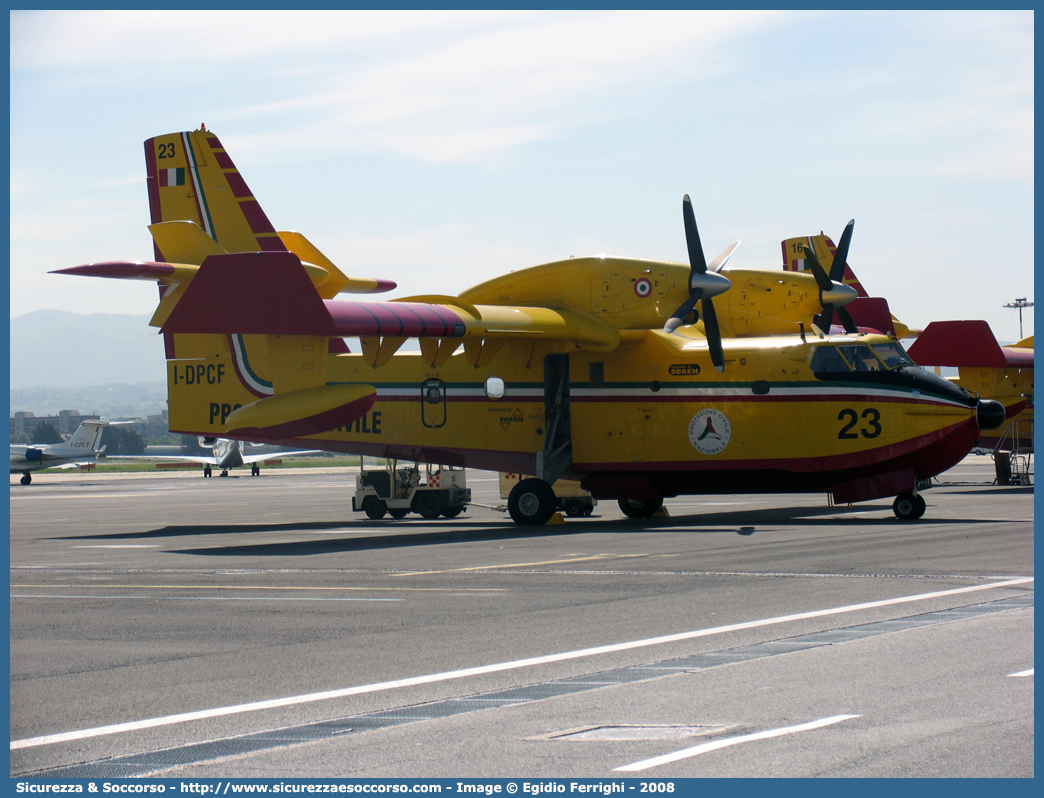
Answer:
[9,454,1034,778]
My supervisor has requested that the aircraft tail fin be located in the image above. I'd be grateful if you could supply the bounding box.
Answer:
[144,128,395,297]
[782,234,869,297]
[66,421,107,452]
[145,128,287,257]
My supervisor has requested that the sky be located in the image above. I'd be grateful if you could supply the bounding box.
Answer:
[9,9,1035,343]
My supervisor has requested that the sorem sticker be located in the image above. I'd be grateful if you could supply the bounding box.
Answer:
[689,409,731,455]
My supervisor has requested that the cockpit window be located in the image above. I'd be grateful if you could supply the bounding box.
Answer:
[811,343,898,373]
[871,342,914,369]
[809,346,852,373]
[837,344,883,372]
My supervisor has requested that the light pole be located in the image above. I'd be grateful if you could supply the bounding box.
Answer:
[1003,297,1033,339]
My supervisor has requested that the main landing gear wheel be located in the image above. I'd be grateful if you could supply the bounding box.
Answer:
[203,466,212,478]
[20,474,31,485]
[508,478,557,526]
[251,463,260,476]
[618,498,663,518]
[362,496,388,520]
[892,492,926,521]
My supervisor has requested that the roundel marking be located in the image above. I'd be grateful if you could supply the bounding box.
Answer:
[689,409,732,455]
[634,278,652,298]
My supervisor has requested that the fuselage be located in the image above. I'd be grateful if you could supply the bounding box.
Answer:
[166,329,1005,504]
[9,446,94,474]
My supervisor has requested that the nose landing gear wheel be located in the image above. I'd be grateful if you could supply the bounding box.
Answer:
[893,492,926,520]
[564,499,585,517]
[618,498,663,518]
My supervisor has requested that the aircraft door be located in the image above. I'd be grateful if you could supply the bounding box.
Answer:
[421,378,447,428]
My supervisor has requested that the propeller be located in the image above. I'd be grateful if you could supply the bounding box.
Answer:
[801,220,858,334]
[664,195,735,373]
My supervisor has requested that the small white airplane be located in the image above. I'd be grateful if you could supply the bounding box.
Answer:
[10,421,107,484]
[110,437,320,477]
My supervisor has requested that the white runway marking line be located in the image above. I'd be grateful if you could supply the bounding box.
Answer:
[614,714,862,772]
[1008,668,1034,678]
[10,576,1032,751]
[10,594,404,603]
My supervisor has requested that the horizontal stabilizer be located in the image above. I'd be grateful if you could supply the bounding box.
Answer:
[842,297,896,337]
[908,320,1035,368]
[150,221,226,264]
[278,231,397,296]
[225,384,377,440]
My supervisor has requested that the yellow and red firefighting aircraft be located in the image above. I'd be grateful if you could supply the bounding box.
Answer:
[56,127,1016,524]
[783,229,1033,453]
[908,323,1033,453]
[781,228,914,340]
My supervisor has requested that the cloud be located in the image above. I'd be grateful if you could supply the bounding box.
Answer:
[13,10,788,164]
[9,10,512,69]
[238,11,787,162]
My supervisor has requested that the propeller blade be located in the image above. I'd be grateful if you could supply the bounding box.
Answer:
[814,305,834,334]
[664,289,702,334]
[801,243,834,293]
[829,219,855,283]
[682,195,708,275]
[701,296,724,372]
[836,305,859,334]
[668,195,731,371]
[707,241,740,273]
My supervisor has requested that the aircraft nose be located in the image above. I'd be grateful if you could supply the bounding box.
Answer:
[976,399,1007,431]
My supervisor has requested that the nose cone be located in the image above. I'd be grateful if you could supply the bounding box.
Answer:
[976,399,1007,431]
[690,270,732,299]
[821,281,858,307]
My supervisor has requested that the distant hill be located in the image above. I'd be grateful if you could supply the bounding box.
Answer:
[10,310,165,389]
[10,381,167,419]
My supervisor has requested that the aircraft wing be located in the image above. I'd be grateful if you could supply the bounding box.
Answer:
[102,454,220,465]
[58,253,624,360]
[908,320,1035,368]
[103,449,322,465]
[239,449,322,465]
[11,446,97,464]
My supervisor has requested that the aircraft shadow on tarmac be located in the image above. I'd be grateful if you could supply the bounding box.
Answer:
[53,503,999,558]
